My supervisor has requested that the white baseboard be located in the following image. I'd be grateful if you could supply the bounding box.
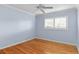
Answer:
[35,37,76,46]
[0,37,34,49]
[0,37,77,50]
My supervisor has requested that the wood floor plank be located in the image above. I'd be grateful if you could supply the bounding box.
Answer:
[1,47,25,54]
[0,38,78,54]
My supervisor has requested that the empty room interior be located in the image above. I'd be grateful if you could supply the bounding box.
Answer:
[0,4,79,54]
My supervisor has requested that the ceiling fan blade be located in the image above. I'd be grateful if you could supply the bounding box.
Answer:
[37,4,42,8]
[40,8,46,14]
[37,4,53,9]
[37,4,53,14]
[42,7,53,9]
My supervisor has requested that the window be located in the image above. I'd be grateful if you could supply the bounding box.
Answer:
[45,18,54,28]
[44,16,67,30]
[55,17,67,29]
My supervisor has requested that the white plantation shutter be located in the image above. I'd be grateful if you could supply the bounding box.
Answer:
[55,17,67,29]
[45,18,54,28]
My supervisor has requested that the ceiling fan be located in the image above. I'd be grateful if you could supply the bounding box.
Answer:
[37,4,53,14]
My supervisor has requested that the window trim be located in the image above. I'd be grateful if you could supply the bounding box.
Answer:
[44,16,68,31]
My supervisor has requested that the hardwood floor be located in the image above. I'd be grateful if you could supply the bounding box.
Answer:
[0,38,78,54]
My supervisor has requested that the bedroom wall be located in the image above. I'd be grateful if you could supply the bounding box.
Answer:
[77,7,79,50]
[0,5,35,49]
[36,8,77,45]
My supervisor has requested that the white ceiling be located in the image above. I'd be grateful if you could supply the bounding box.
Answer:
[8,4,78,15]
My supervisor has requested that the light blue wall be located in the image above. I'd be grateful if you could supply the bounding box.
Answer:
[0,5,35,49]
[36,8,77,45]
[77,7,79,48]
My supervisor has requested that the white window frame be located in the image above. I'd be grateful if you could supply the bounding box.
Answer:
[44,16,68,30]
